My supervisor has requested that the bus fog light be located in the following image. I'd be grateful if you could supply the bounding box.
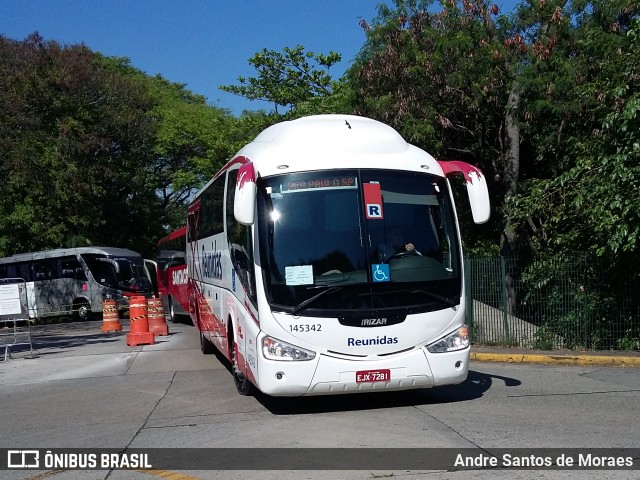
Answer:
[426,326,470,353]
[262,336,316,361]
[276,372,284,380]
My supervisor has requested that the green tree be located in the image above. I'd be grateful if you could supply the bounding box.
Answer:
[0,33,162,256]
[348,0,517,256]
[512,3,640,262]
[220,45,343,115]
[98,56,240,232]
[0,34,239,257]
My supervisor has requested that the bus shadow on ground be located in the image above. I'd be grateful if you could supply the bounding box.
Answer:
[256,370,522,415]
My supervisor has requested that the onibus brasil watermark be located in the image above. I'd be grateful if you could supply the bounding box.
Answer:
[3,448,639,471]
[7,450,151,469]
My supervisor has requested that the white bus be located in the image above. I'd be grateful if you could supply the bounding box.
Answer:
[0,246,154,320]
[187,114,490,396]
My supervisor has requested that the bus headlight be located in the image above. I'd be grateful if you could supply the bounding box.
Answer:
[262,336,316,361]
[426,325,469,353]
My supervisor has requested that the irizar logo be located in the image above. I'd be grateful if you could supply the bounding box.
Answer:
[347,336,399,346]
[361,317,387,326]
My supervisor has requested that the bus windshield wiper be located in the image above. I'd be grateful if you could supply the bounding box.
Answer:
[375,288,457,308]
[409,289,458,308]
[291,286,344,316]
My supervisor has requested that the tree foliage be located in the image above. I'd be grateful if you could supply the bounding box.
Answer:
[511,2,640,264]
[0,34,157,255]
[220,45,343,115]
[348,0,520,255]
[347,0,639,270]
[0,33,237,257]
[2,1,639,287]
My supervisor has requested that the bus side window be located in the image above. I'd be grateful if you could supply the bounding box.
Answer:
[60,256,87,280]
[188,211,198,243]
[82,255,117,288]
[33,260,54,279]
[200,178,225,238]
[227,169,257,303]
[166,255,186,268]
[16,262,32,282]
[0,262,29,280]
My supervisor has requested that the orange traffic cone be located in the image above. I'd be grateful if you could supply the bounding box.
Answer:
[101,298,122,332]
[126,296,155,346]
[147,297,169,336]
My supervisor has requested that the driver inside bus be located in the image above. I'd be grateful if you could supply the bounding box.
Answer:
[378,227,421,262]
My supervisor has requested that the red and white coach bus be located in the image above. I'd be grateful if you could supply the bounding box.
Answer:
[155,227,189,323]
[186,114,490,396]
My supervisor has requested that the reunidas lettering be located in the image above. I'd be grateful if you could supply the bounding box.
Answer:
[201,247,223,280]
[347,336,399,346]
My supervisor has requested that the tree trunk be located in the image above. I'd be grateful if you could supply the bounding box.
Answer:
[500,86,521,315]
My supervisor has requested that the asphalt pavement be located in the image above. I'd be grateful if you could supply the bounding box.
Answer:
[2,317,638,368]
[1,316,639,480]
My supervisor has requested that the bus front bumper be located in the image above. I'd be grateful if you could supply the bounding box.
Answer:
[254,347,469,397]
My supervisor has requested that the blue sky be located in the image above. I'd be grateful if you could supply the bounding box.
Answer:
[0,0,518,116]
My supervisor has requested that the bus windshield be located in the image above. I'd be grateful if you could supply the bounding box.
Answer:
[257,169,461,317]
[81,254,153,292]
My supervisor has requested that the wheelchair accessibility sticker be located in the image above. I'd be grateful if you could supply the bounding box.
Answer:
[372,264,390,282]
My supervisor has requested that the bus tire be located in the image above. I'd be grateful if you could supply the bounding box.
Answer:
[73,299,92,321]
[168,297,176,323]
[229,327,254,396]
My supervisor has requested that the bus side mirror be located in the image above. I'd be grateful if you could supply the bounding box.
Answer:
[437,160,491,224]
[234,162,257,225]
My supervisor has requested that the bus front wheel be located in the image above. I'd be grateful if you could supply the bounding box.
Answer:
[168,297,176,323]
[229,329,254,396]
[73,299,92,321]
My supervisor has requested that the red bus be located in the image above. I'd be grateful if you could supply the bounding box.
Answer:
[155,226,189,323]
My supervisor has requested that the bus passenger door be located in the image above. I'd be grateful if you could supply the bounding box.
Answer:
[144,259,158,297]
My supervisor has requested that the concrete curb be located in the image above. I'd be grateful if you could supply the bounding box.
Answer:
[471,351,640,367]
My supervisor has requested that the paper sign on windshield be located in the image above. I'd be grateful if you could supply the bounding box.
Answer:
[285,265,314,285]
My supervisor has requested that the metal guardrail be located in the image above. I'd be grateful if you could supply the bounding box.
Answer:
[0,278,35,360]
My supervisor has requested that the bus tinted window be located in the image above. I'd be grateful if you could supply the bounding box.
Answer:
[199,178,225,238]
[33,260,54,280]
[60,256,86,280]
[156,232,186,269]
[81,254,151,291]
[226,169,256,303]
[82,254,118,288]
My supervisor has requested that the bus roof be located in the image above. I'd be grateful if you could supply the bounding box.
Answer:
[0,247,143,264]
[192,115,445,201]
[157,226,187,245]
[235,114,442,178]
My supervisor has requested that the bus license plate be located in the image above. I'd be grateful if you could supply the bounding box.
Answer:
[356,369,391,383]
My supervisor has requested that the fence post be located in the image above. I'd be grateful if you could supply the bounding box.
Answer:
[500,256,511,344]
[580,285,589,349]
[465,257,474,341]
